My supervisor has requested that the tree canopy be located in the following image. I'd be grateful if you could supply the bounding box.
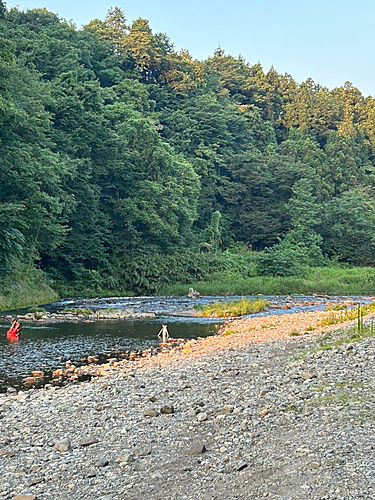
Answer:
[1,5,375,293]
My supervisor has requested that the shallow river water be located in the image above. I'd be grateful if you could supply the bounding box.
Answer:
[0,294,369,392]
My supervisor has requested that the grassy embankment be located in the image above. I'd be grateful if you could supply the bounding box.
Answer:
[0,268,58,312]
[2,266,375,311]
[160,267,375,296]
[0,284,58,312]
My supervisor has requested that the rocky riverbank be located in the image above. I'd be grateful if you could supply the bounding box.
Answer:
[1,295,367,325]
[2,309,156,323]
[1,309,375,499]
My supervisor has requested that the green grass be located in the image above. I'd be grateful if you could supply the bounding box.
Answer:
[63,307,93,315]
[309,380,373,411]
[325,303,344,311]
[28,306,46,313]
[0,284,58,311]
[59,265,375,298]
[197,297,269,317]
[223,329,240,336]
[3,265,375,311]
[319,302,375,327]
[297,318,375,360]
[289,328,301,336]
[159,266,375,296]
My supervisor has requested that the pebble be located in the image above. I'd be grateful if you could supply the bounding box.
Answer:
[95,458,109,467]
[12,496,36,500]
[115,454,134,464]
[78,436,98,447]
[236,462,248,472]
[26,477,44,486]
[187,443,207,455]
[143,408,159,417]
[197,412,207,422]
[133,446,151,457]
[54,438,71,452]
[160,405,174,414]
[221,405,234,414]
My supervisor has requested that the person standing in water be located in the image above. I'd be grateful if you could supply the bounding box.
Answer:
[6,318,22,340]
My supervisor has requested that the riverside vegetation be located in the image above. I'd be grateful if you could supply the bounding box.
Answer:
[195,297,269,317]
[3,2,375,308]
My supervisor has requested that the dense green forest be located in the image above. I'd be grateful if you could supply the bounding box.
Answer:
[2,2,375,305]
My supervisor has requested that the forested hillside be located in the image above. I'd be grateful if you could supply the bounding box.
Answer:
[2,2,375,302]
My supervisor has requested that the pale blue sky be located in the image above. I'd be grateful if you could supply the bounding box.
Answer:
[6,0,375,96]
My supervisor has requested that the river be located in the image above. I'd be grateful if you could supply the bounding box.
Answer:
[0,294,367,392]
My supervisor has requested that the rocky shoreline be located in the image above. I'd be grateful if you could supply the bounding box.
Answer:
[1,295,367,325]
[2,309,156,323]
[1,309,375,499]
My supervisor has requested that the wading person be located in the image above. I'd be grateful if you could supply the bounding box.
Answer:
[6,317,22,341]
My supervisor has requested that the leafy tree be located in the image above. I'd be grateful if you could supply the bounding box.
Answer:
[0,0,6,20]
[2,4,375,295]
[320,190,375,265]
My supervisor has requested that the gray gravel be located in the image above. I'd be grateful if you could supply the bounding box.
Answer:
[1,326,375,499]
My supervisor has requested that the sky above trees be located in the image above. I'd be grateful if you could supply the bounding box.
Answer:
[6,0,375,96]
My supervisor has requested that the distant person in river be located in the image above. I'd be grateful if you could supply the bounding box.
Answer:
[6,318,22,341]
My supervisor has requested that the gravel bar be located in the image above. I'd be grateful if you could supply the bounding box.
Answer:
[1,309,375,499]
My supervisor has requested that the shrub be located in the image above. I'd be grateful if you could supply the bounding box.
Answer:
[254,246,301,277]
[29,306,45,313]
[199,297,269,317]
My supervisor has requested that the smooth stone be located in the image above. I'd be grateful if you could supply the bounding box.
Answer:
[13,496,36,500]
[221,405,234,414]
[54,438,71,453]
[26,477,44,486]
[187,443,207,455]
[95,458,109,467]
[0,450,15,457]
[85,471,97,478]
[160,405,174,414]
[115,454,134,464]
[79,436,98,447]
[197,412,207,422]
[133,446,151,457]
[143,408,159,417]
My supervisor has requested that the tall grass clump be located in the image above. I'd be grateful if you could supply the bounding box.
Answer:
[197,297,269,318]
[319,302,375,327]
